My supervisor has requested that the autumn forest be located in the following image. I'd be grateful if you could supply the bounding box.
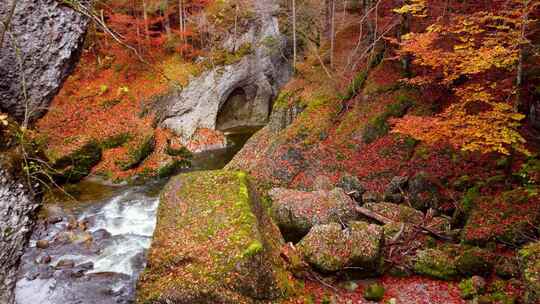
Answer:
[1,0,540,303]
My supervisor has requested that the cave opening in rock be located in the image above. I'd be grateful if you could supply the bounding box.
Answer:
[216,87,252,133]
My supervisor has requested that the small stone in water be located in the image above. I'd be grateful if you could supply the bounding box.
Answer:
[36,239,49,249]
[77,261,94,270]
[47,216,63,224]
[55,259,75,269]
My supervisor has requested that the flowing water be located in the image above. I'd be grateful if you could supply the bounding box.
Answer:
[14,131,256,304]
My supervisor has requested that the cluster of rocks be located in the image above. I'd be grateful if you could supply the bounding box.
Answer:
[267,174,450,276]
[268,173,540,303]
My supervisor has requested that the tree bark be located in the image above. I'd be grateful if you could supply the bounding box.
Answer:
[0,0,18,49]
[292,0,297,71]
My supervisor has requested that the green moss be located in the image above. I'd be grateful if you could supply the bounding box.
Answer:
[414,248,459,280]
[456,247,494,276]
[458,278,484,299]
[137,170,293,303]
[362,95,413,144]
[364,283,385,301]
[99,133,131,149]
[118,135,155,170]
[339,70,368,101]
[157,159,190,178]
[242,241,263,258]
[52,141,102,182]
[165,144,192,158]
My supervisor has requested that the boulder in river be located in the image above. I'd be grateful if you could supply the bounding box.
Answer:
[268,187,358,242]
[137,170,295,303]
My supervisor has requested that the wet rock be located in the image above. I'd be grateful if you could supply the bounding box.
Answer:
[77,261,94,271]
[519,241,540,303]
[36,239,49,249]
[92,229,112,240]
[137,170,293,303]
[56,259,76,269]
[337,175,366,202]
[269,187,358,241]
[0,0,89,122]
[297,222,383,274]
[363,202,424,225]
[47,216,63,225]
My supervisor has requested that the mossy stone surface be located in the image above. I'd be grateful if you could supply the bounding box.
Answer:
[413,248,459,280]
[519,241,540,303]
[52,141,102,182]
[363,283,385,301]
[136,170,294,303]
[297,223,350,273]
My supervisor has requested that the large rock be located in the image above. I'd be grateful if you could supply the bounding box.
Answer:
[136,170,294,303]
[519,241,540,303]
[462,188,540,246]
[363,202,424,225]
[0,149,40,303]
[268,187,358,241]
[0,0,89,122]
[297,222,383,274]
[156,0,291,143]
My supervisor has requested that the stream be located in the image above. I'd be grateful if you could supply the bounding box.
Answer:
[14,131,255,304]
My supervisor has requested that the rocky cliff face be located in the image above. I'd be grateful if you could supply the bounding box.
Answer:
[156,0,291,143]
[0,1,89,302]
[0,0,89,122]
[0,165,39,304]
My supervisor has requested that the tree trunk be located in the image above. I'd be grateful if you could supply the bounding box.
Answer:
[330,0,335,68]
[292,0,297,71]
[142,0,149,41]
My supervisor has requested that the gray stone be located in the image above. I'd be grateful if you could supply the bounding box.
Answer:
[0,162,40,304]
[0,0,89,122]
[337,175,366,202]
[155,0,291,145]
[297,221,383,274]
[268,187,358,241]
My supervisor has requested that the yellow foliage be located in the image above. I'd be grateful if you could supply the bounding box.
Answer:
[393,0,427,18]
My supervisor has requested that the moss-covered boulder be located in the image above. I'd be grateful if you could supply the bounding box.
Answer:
[519,241,540,303]
[268,187,358,241]
[297,221,383,274]
[297,223,349,273]
[414,248,460,280]
[51,141,102,183]
[137,170,294,303]
[414,245,494,280]
[117,134,155,171]
[462,188,540,246]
